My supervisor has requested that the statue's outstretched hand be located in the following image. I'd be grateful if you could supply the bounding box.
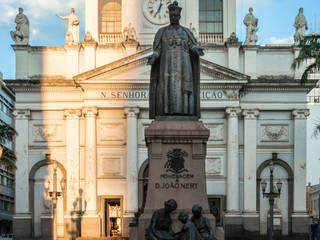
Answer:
[197,47,205,56]
[147,54,157,65]
[192,46,204,56]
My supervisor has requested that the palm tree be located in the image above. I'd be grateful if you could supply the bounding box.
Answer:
[292,35,320,137]
[0,120,17,170]
[291,35,320,84]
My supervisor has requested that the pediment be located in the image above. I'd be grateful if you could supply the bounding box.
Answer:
[74,48,250,84]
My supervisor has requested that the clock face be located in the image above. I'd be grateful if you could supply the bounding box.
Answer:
[143,0,173,25]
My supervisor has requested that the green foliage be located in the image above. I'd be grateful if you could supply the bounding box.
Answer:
[291,35,320,84]
[313,120,320,138]
[0,121,17,171]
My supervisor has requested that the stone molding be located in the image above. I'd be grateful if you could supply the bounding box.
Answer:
[124,107,140,118]
[63,109,82,119]
[11,44,30,51]
[242,109,259,119]
[242,45,259,50]
[292,109,310,119]
[225,107,241,118]
[83,107,98,117]
[13,109,30,119]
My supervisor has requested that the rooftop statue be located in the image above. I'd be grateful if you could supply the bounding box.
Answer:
[145,199,177,240]
[56,8,80,45]
[10,8,29,45]
[294,8,308,44]
[243,8,258,45]
[123,23,137,42]
[147,1,204,120]
[191,205,217,240]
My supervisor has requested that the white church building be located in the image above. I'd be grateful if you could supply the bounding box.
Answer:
[6,0,318,239]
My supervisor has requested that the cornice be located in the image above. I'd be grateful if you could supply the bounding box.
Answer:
[73,48,153,81]
[200,58,250,81]
[243,79,317,93]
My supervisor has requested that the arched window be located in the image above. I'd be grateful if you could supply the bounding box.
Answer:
[199,0,223,34]
[100,0,122,34]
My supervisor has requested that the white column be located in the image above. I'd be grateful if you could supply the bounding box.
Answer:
[226,107,241,213]
[292,109,309,212]
[124,107,140,216]
[243,109,259,212]
[13,109,31,214]
[12,45,29,79]
[64,109,81,212]
[83,107,98,213]
[85,0,99,41]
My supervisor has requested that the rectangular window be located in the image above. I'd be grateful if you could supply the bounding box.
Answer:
[199,0,223,34]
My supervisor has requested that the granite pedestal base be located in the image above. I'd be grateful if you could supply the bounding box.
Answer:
[81,215,100,237]
[130,120,216,239]
[13,215,32,240]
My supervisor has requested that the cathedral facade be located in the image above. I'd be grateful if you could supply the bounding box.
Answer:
[7,0,316,239]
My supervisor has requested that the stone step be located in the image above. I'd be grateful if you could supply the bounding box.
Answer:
[76,237,129,240]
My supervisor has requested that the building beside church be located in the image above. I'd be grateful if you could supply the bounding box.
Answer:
[0,74,15,234]
[6,0,318,239]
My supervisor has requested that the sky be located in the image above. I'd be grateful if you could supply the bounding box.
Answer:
[0,0,319,79]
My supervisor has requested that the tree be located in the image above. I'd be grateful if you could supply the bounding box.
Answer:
[291,35,320,137]
[291,35,320,85]
[0,120,17,171]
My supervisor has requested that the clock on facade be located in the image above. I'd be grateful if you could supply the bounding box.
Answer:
[142,0,173,25]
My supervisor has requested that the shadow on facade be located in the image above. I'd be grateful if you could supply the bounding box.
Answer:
[66,188,87,239]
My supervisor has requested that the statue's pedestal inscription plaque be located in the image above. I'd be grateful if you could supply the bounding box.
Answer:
[136,120,215,239]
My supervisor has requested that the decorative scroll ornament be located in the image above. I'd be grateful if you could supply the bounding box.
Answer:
[263,126,288,141]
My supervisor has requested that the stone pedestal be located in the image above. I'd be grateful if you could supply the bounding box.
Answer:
[13,214,32,240]
[133,120,215,239]
[81,215,100,237]
[40,215,53,238]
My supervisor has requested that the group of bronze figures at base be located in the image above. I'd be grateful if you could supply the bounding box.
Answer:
[146,199,217,240]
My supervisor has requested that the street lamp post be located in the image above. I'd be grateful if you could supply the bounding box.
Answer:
[45,161,65,240]
[261,153,283,240]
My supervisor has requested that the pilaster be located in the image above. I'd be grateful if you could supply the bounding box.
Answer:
[12,45,29,79]
[292,109,309,212]
[185,0,199,36]
[243,46,258,79]
[293,46,307,80]
[225,34,241,71]
[225,107,241,213]
[63,109,81,212]
[13,109,32,239]
[82,41,97,72]
[65,45,80,78]
[242,109,259,213]
[85,0,99,41]
[82,107,99,237]
[83,107,98,213]
[124,107,140,217]
[223,0,236,42]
